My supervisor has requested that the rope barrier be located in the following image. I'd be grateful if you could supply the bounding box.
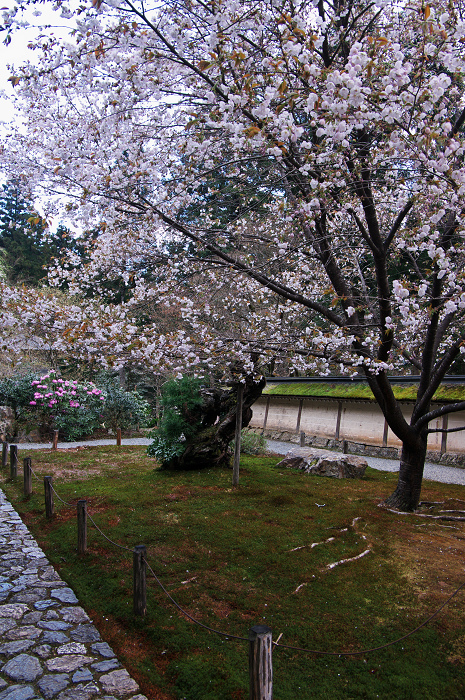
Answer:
[48,482,74,507]
[144,558,249,642]
[86,511,133,553]
[273,580,465,655]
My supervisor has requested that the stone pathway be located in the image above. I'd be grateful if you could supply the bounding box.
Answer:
[0,490,147,700]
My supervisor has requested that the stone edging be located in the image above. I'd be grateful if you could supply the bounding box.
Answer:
[0,489,148,700]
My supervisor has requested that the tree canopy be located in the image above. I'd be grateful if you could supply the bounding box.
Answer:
[2,0,465,508]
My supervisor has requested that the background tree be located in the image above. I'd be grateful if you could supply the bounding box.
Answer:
[3,0,465,508]
[0,181,75,285]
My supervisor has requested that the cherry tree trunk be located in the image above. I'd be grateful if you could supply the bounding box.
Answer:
[164,375,266,470]
[383,435,427,512]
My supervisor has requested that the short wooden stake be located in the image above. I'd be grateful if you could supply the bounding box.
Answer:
[116,428,122,447]
[52,430,59,450]
[10,445,18,480]
[249,625,273,700]
[233,383,244,488]
[44,476,54,518]
[133,544,147,616]
[300,431,305,447]
[23,458,32,497]
[2,442,7,468]
[342,439,348,454]
[77,500,87,554]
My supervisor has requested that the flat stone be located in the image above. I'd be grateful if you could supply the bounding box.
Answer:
[35,644,53,659]
[38,674,69,698]
[46,655,94,673]
[130,696,149,700]
[61,608,89,624]
[44,610,60,621]
[71,669,93,683]
[0,619,16,634]
[6,625,42,640]
[39,621,71,631]
[100,670,139,696]
[57,643,87,655]
[51,588,78,604]
[0,603,29,618]
[277,448,368,478]
[57,689,96,700]
[91,659,120,673]
[0,685,37,700]
[23,611,43,624]
[70,625,100,643]
[11,589,47,604]
[91,642,116,658]
[0,640,35,656]
[41,631,71,645]
[3,653,43,682]
[34,599,58,611]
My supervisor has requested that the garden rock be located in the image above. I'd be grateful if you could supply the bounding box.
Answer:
[277,447,368,478]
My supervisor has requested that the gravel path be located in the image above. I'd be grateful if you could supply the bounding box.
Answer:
[266,439,465,486]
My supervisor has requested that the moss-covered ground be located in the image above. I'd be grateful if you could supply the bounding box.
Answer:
[3,446,465,699]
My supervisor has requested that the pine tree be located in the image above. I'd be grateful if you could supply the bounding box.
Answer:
[0,181,73,285]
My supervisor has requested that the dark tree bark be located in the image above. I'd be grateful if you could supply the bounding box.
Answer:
[163,374,266,470]
[383,433,427,511]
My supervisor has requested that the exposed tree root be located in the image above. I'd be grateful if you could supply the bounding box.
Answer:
[326,548,371,570]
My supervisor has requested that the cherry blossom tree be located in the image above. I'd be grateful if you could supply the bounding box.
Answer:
[3,0,465,508]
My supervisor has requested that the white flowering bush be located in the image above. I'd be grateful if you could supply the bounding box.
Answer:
[29,371,105,441]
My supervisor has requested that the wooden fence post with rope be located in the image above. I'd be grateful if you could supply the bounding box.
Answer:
[133,544,147,616]
[10,445,17,480]
[23,457,32,497]
[249,624,273,700]
[77,500,87,555]
[44,476,54,518]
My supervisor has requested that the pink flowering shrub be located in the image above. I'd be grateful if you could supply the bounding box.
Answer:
[29,370,105,440]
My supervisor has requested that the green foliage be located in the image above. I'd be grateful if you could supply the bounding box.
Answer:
[28,371,105,441]
[233,428,267,455]
[98,377,151,432]
[0,371,38,420]
[147,375,203,463]
[0,181,77,285]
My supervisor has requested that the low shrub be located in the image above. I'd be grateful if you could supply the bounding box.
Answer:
[237,428,267,455]
[147,375,203,463]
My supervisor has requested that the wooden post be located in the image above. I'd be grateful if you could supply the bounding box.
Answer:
[133,545,147,616]
[116,428,122,447]
[233,384,244,488]
[300,431,305,447]
[249,625,273,700]
[10,445,18,479]
[52,430,59,450]
[295,399,303,434]
[335,401,342,440]
[77,500,87,554]
[441,414,448,454]
[2,442,7,469]
[342,439,348,454]
[23,457,32,497]
[44,476,54,518]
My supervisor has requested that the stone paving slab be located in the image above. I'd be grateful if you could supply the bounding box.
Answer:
[0,489,148,700]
